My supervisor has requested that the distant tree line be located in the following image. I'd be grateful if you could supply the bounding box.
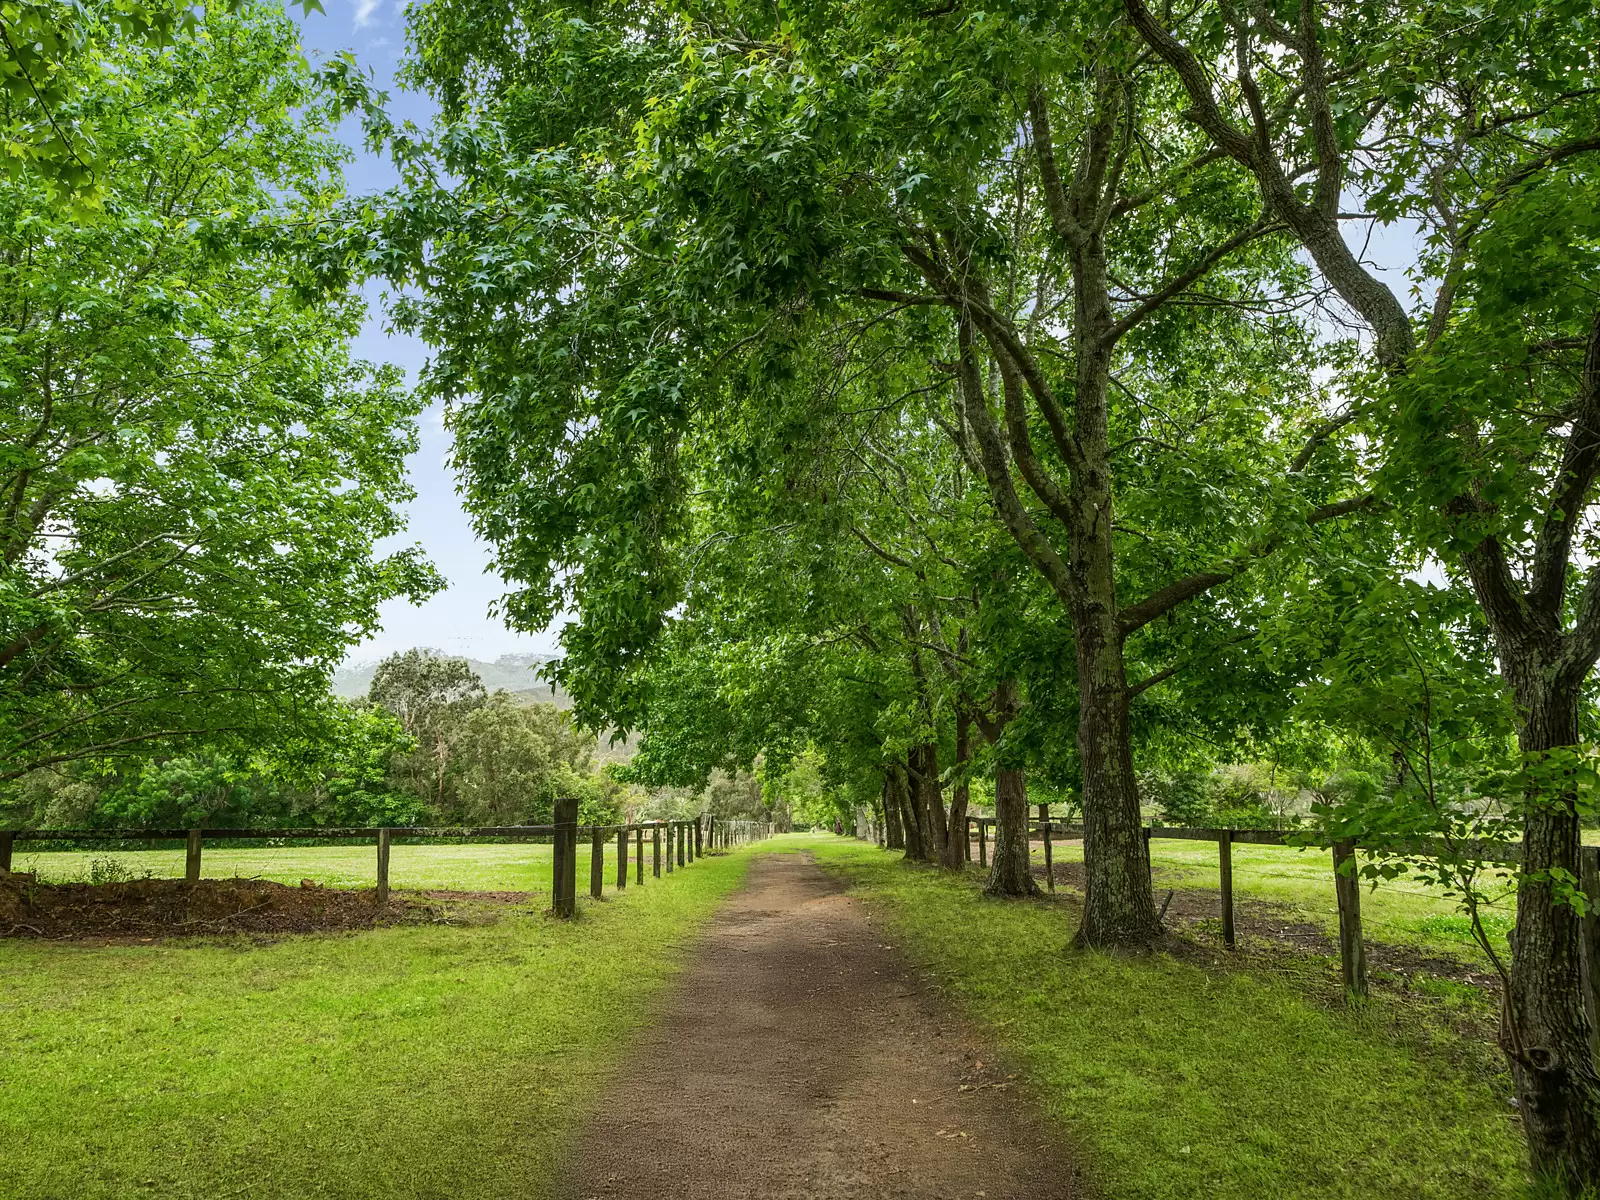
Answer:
[1,651,629,829]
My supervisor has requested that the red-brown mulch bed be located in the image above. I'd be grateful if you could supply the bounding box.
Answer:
[0,874,537,941]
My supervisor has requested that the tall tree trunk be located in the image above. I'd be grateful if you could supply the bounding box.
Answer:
[883,768,906,850]
[1072,624,1158,945]
[986,765,1040,897]
[943,708,972,869]
[978,680,1037,897]
[899,754,927,862]
[1502,652,1600,1187]
[1068,231,1161,948]
[901,609,947,865]
[911,742,948,862]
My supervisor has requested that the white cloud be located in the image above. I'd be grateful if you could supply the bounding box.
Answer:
[354,0,380,26]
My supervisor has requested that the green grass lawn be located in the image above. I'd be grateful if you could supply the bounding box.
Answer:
[1027,836,1516,967]
[25,835,1511,964]
[18,841,595,893]
[0,845,751,1200]
[806,834,1528,1200]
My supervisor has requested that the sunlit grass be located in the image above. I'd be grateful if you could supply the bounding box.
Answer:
[0,845,749,1200]
[808,835,1526,1200]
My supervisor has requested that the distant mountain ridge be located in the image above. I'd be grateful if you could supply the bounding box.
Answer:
[333,651,569,708]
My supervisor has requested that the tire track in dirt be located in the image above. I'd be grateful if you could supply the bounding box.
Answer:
[558,850,1085,1200]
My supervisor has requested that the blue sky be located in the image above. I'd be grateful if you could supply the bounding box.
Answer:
[293,0,562,665]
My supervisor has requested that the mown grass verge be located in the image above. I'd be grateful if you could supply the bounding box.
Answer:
[0,847,751,1200]
[806,835,1527,1200]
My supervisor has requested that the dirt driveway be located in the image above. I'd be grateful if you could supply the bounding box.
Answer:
[559,850,1084,1200]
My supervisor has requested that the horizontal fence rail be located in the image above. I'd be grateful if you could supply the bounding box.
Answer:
[5,826,563,842]
[0,807,776,921]
[952,810,1597,1014]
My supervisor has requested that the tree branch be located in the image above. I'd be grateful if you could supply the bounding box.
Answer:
[949,316,1082,607]
[1108,217,1276,343]
[1530,309,1600,618]
[850,525,917,572]
[1119,494,1375,634]
[1128,630,1257,697]
[1027,86,1086,249]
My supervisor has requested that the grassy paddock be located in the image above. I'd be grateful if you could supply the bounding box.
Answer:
[17,842,604,894]
[0,845,752,1200]
[26,836,1514,966]
[808,835,1527,1200]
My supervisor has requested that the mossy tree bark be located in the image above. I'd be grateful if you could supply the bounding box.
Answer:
[985,766,1040,898]
[1495,636,1600,1182]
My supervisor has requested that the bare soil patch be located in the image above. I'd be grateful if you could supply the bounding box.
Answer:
[0,874,536,941]
[1034,856,1500,996]
[560,851,1086,1200]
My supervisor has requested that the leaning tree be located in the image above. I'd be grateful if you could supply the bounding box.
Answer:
[1121,0,1600,1181]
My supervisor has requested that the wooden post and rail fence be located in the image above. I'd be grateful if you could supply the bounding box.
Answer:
[961,810,1600,1009]
[0,806,775,922]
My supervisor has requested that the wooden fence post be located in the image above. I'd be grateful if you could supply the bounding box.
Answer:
[1039,803,1055,893]
[617,827,628,889]
[1219,830,1235,949]
[553,796,578,918]
[677,822,686,868]
[1332,839,1367,1000]
[376,827,392,905]
[665,823,674,874]
[590,826,605,900]
[977,818,988,868]
[185,829,202,883]
[653,825,663,877]
[1581,845,1600,1059]
[636,827,645,885]
[0,831,12,873]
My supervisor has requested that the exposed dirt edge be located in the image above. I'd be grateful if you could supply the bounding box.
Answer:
[0,875,540,942]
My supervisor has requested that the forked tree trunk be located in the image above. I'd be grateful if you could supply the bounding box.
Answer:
[882,770,905,850]
[909,742,947,863]
[1502,653,1600,1188]
[898,755,927,862]
[985,766,1040,897]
